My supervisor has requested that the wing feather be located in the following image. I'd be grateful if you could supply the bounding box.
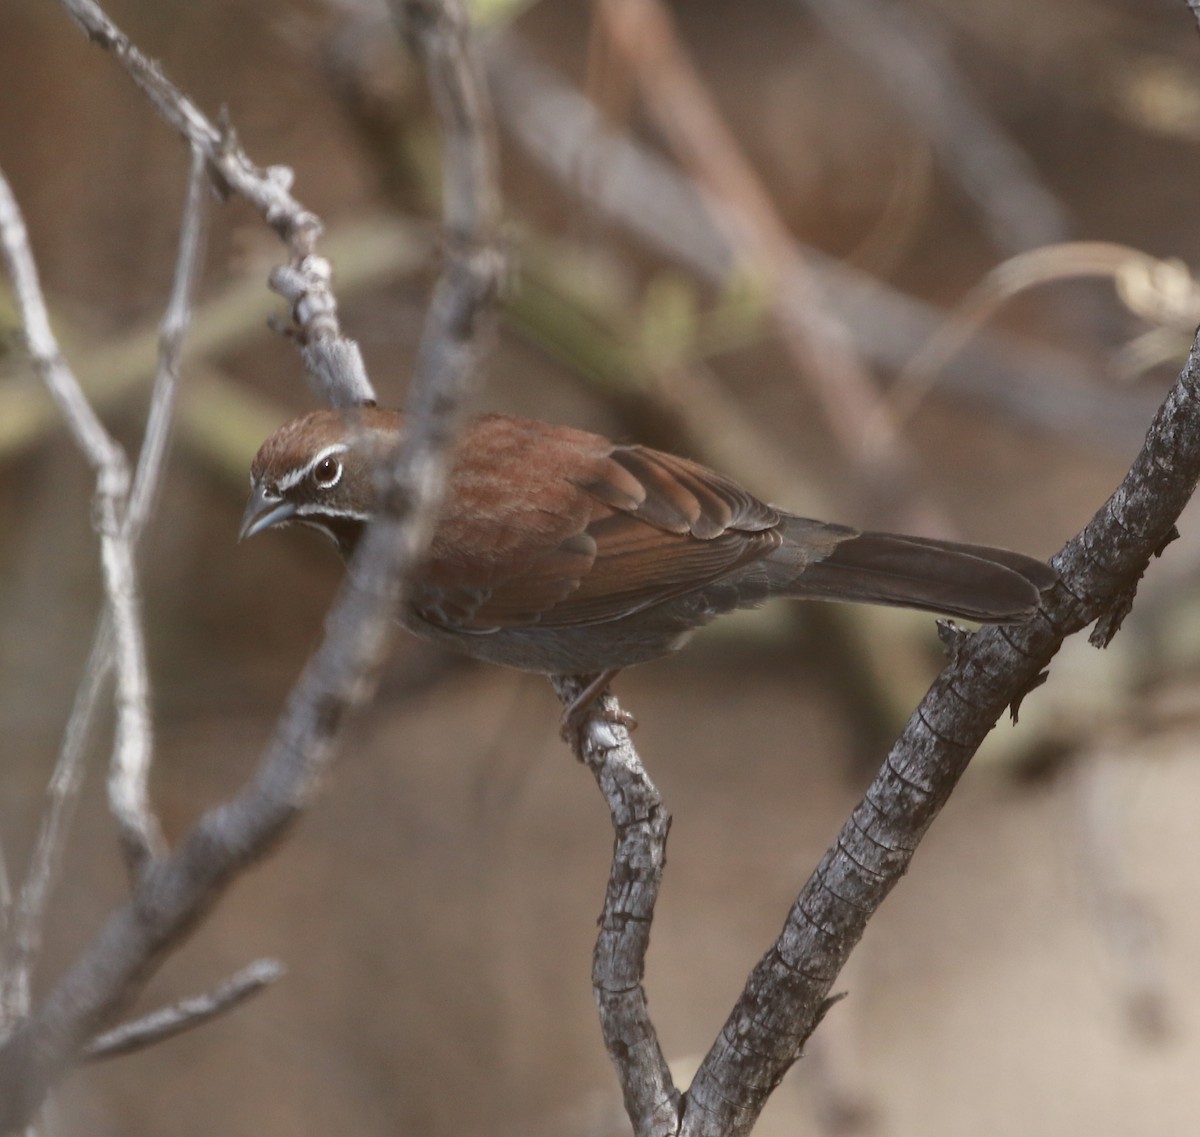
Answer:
[409,418,780,632]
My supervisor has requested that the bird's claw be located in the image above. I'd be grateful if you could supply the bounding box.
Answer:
[559,701,637,759]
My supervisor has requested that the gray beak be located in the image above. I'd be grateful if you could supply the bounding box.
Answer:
[240,482,296,542]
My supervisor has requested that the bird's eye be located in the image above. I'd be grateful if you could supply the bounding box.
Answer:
[312,456,342,489]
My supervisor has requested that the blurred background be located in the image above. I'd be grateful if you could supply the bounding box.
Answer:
[4,0,1200,1133]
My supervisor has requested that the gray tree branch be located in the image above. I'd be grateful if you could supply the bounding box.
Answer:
[60,0,376,408]
[0,0,500,1129]
[83,959,285,1062]
[674,337,1200,1136]
[552,679,680,1136]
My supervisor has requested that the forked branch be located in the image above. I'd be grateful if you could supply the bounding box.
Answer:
[563,334,1200,1136]
[0,0,500,1129]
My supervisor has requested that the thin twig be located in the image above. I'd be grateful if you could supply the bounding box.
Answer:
[61,0,319,251]
[4,155,207,1012]
[594,0,917,503]
[0,167,165,872]
[551,678,679,1135]
[84,959,285,1062]
[2,623,113,1026]
[60,0,376,407]
[99,145,209,870]
[125,144,209,540]
[0,178,126,482]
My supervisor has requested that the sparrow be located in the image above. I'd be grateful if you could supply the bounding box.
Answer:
[241,407,1056,735]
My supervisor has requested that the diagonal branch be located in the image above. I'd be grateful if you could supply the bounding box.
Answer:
[0,167,165,872]
[62,0,319,252]
[1,625,112,1027]
[60,0,376,408]
[593,0,917,505]
[83,958,285,1062]
[676,335,1200,1136]
[125,144,209,542]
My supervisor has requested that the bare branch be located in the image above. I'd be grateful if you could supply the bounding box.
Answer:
[0,0,501,1127]
[84,959,285,1062]
[2,624,112,1027]
[60,0,375,407]
[61,0,319,251]
[677,333,1200,1136]
[0,167,165,871]
[0,178,126,484]
[4,151,207,1024]
[125,145,209,540]
[552,679,679,1137]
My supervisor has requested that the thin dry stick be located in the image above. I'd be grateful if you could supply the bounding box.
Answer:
[594,0,917,500]
[61,0,319,250]
[84,959,285,1061]
[107,144,208,860]
[2,628,112,1025]
[0,168,164,871]
[486,37,1161,454]
[59,0,376,407]
[126,144,209,539]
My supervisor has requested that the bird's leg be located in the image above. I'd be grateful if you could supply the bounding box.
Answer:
[559,669,637,755]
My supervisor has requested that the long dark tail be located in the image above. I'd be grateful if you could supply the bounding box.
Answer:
[769,517,1057,623]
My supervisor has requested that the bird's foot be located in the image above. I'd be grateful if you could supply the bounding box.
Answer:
[558,670,636,758]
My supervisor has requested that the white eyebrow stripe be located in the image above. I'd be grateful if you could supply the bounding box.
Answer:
[278,443,349,492]
[294,504,369,521]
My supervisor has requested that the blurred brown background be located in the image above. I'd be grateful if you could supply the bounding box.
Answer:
[4,0,1200,1134]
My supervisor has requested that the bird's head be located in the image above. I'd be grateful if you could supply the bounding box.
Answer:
[240,407,403,559]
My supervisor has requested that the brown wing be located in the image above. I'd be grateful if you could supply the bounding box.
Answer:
[409,416,781,632]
